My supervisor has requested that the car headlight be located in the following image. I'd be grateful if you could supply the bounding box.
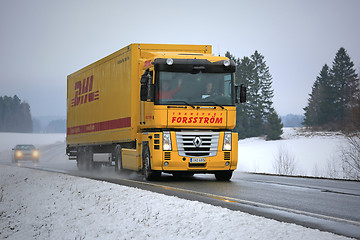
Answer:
[16,151,23,157]
[223,132,232,151]
[32,151,39,157]
[163,132,172,151]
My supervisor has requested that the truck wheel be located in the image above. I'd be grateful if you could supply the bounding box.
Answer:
[114,145,123,173]
[215,171,233,181]
[142,143,160,181]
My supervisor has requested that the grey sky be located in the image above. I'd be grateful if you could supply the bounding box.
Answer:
[0,0,359,117]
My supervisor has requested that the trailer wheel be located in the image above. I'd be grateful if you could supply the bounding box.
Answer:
[114,145,123,173]
[215,171,233,181]
[142,143,160,181]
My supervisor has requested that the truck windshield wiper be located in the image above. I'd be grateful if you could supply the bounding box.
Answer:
[192,101,225,109]
[167,100,195,109]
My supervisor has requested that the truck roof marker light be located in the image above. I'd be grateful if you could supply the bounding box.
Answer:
[223,60,230,67]
[166,58,174,65]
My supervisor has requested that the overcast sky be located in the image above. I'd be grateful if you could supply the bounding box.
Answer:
[0,0,359,117]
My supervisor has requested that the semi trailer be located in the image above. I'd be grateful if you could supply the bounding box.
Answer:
[66,43,246,180]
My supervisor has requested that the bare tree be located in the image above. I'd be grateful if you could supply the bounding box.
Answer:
[341,133,360,180]
[327,157,342,179]
[273,145,296,175]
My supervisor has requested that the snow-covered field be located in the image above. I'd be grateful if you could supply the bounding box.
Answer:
[0,129,354,239]
[237,128,348,178]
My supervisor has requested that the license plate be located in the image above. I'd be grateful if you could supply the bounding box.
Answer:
[190,158,206,163]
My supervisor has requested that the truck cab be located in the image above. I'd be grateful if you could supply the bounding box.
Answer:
[138,53,245,180]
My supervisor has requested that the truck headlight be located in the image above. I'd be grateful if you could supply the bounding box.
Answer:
[223,132,232,151]
[16,151,23,157]
[163,132,172,151]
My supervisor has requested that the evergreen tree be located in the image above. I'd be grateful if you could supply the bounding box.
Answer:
[251,51,274,118]
[304,64,332,127]
[330,47,359,128]
[241,56,264,137]
[235,56,254,138]
[266,110,283,140]
[304,48,359,131]
[317,64,334,126]
[226,51,279,139]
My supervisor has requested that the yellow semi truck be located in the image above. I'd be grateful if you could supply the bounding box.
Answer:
[66,43,246,180]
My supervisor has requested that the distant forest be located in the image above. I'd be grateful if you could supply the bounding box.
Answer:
[0,95,66,133]
[0,95,33,133]
[281,114,304,127]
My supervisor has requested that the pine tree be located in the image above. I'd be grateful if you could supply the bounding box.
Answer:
[304,64,332,127]
[303,78,320,127]
[251,51,274,118]
[266,110,283,140]
[317,64,333,126]
[235,56,254,138]
[330,47,359,129]
[227,50,279,139]
[241,55,263,137]
[304,48,359,131]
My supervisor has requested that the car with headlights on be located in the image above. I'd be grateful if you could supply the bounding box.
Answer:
[12,144,39,163]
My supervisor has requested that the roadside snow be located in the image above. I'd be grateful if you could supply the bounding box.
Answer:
[0,165,350,240]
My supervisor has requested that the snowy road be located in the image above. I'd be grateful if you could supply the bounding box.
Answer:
[59,169,360,239]
[1,139,359,239]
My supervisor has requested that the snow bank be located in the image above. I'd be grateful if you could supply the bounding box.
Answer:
[0,165,349,240]
[237,128,347,178]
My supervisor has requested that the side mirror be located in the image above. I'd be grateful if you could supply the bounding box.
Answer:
[141,74,149,84]
[140,85,148,101]
[140,70,154,102]
[240,84,246,103]
[235,84,247,103]
[148,84,154,102]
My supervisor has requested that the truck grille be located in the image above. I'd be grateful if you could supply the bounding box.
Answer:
[176,131,219,157]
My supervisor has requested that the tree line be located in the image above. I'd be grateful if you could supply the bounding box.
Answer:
[0,95,33,133]
[226,51,283,140]
[303,47,359,132]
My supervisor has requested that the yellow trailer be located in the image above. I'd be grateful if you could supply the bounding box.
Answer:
[66,43,246,180]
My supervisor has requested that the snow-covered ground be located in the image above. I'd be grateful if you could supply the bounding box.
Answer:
[0,165,350,240]
[0,129,354,239]
[238,128,348,179]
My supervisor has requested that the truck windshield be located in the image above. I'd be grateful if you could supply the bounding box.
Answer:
[156,72,234,106]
